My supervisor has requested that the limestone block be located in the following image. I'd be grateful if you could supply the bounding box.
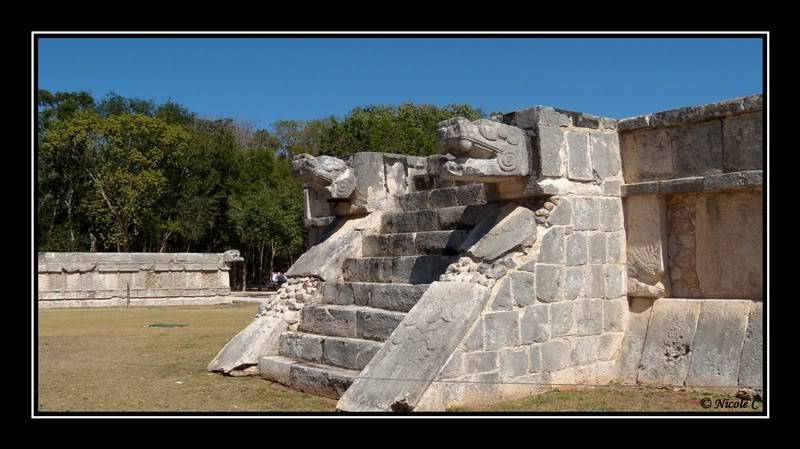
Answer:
[537,126,566,177]
[186,272,202,289]
[65,273,81,291]
[602,179,622,196]
[603,297,627,332]
[618,298,654,383]
[279,332,324,363]
[685,300,750,387]
[723,113,762,171]
[520,304,550,344]
[738,301,763,388]
[462,204,537,261]
[605,265,627,299]
[463,351,498,374]
[590,132,621,179]
[509,271,536,307]
[541,339,571,372]
[499,348,528,379]
[538,226,565,264]
[694,191,762,299]
[566,131,592,181]
[528,344,541,373]
[384,156,408,197]
[484,311,520,350]
[48,273,65,291]
[669,120,723,178]
[619,128,674,183]
[564,268,584,301]
[550,301,575,337]
[170,271,186,289]
[546,197,572,226]
[299,305,357,338]
[160,272,175,289]
[513,106,572,129]
[637,299,701,385]
[357,308,405,341]
[585,265,605,298]
[571,336,599,366]
[588,233,606,264]
[337,281,490,412]
[565,232,587,266]
[37,274,49,291]
[573,197,600,231]
[624,195,669,298]
[600,198,623,231]
[344,282,428,312]
[575,298,603,336]
[606,231,626,264]
[535,264,563,303]
[598,332,625,361]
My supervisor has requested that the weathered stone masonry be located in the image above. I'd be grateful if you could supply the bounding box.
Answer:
[616,95,763,392]
[37,251,242,308]
[210,94,764,410]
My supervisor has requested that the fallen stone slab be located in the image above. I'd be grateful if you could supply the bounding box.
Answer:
[461,203,537,261]
[208,314,289,374]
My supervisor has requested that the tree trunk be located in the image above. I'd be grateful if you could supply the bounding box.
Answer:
[159,231,171,253]
[259,245,264,286]
[270,240,276,275]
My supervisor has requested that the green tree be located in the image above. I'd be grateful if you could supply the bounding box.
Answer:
[41,110,191,251]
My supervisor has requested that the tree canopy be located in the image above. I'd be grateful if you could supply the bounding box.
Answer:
[36,89,484,287]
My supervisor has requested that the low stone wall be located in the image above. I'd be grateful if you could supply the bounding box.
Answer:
[37,252,239,308]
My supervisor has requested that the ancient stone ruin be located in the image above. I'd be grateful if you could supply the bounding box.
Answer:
[208,94,764,411]
[37,251,243,308]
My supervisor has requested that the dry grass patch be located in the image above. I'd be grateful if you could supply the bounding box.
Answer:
[37,303,337,412]
[448,385,762,412]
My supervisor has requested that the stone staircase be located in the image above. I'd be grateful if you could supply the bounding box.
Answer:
[258,179,500,398]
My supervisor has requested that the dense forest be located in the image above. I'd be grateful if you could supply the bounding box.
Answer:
[36,90,484,287]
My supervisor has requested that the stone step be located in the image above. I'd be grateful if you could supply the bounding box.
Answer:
[259,355,359,399]
[381,203,501,233]
[279,331,383,371]
[398,183,487,211]
[410,174,476,192]
[323,282,429,312]
[298,304,406,342]
[362,230,470,257]
[342,255,459,284]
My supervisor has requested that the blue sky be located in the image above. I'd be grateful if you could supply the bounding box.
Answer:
[38,37,763,128]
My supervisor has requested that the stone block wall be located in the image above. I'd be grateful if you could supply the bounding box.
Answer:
[412,110,630,409]
[616,94,764,390]
[37,252,238,308]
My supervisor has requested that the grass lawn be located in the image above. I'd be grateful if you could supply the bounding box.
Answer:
[37,303,337,412]
[448,385,761,413]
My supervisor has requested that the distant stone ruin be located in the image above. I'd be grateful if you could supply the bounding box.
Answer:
[37,251,243,308]
[208,94,764,411]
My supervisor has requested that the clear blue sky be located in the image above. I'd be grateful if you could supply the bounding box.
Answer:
[38,37,763,128]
